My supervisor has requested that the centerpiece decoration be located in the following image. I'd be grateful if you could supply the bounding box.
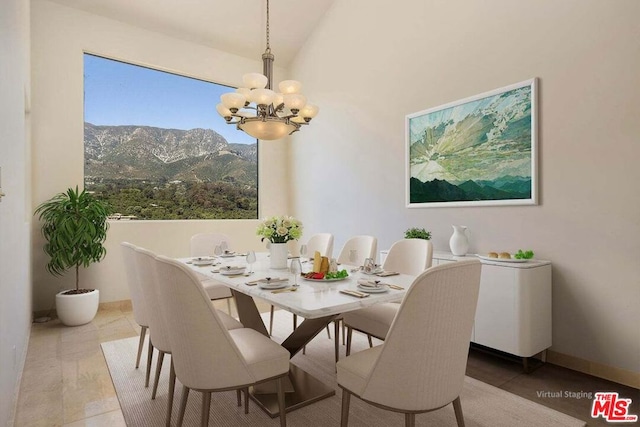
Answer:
[257,215,303,269]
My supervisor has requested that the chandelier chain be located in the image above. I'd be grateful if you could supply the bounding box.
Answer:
[266,0,270,51]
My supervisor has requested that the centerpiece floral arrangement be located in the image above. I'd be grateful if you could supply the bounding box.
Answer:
[256,215,303,243]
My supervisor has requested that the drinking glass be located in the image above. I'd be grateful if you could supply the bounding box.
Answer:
[290,257,302,286]
[299,244,307,259]
[213,245,222,256]
[245,251,256,273]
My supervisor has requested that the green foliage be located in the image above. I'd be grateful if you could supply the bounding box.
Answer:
[404,227,432,240]
[34,187,111,290]
[325,269,349,279]
[514,249,534,259]
[86,179,258,220]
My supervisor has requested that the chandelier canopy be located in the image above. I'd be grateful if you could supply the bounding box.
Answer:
[216,0,318,140]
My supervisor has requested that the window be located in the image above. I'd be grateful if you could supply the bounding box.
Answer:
[83,53,258,220]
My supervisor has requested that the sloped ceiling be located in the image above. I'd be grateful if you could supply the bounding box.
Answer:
[47,0,335,65]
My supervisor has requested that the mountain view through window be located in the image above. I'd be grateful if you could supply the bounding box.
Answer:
[83,53,258,220]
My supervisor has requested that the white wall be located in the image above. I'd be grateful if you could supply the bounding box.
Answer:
[0,0,31,423]
[289,0,640,376]
[30,0,293,311]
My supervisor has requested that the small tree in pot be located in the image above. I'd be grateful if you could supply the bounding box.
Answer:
[404,227,432,240]
[35,187,111,325]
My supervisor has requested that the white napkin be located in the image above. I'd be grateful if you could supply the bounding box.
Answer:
[357,279,387,289]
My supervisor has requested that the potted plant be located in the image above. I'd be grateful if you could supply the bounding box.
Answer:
[256,215,303,269]
[404,227,432,240]
[35,186,111,326]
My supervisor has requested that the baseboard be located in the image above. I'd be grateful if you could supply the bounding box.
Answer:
[8,322,31,427]
[547,350,639,389]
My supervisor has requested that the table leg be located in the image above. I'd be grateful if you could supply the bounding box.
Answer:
[231,290,269,337]
[280,315,339,357]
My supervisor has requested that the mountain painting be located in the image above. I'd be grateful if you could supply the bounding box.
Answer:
[406,79,537,207]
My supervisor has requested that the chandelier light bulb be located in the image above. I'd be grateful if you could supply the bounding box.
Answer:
[236,87,252,101]
[243,73,268,89]
[278,80,302,94]
[300,103,319,119]
[249,88,276,106]
[273,93,285,109]
[284,93,307,112]
[216,103,232,118]
[221,93,246,111]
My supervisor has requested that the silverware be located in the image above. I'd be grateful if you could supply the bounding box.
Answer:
[271,287,297,294]
[340,290,369,298]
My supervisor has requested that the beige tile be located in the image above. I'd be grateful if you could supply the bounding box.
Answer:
[63,409,126,427]
[14,386,64,427]
[61,351,120,423]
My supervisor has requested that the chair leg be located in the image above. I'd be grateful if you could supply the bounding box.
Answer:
[136,326,147,368]
[277,376,287,427]
[236,389,241,407]
[201,391,211,427]
[453,396,465,427]
[346,327,353,357]
[269,305,275,336]
[405,413,415,427]
[166,359,176,427]
[152,351,166,399]
[340,389,351,427]
[177,385,189,427]
[293,314,297,330]
[334,320,340,365]
[326,324,331,339]
[342,320,346,345]
[244,387,249,414]
[367,334,373,348]
[226,297,232,316]
[145,341,154,387]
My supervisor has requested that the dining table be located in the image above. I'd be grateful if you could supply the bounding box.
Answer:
[179,252,416,418]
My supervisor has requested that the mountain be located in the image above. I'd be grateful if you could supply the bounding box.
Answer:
[410,176,531,203]
[84,123,257,185]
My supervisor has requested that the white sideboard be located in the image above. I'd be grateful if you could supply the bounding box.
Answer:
[379,250,552,362]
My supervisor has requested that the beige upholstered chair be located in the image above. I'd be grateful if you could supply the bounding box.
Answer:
[332,235,378,360]
[190,232,234,314]
[269,232,335,336]
[153,255,290,427]
[342,238,433,355]
[135,246,243,426]
[337,259,482,427]
[120,242,151,380]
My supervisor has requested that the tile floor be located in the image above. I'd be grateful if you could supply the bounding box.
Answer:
[14,302,639,426]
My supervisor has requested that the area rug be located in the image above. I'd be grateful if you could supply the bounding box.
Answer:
[102,311,586,426]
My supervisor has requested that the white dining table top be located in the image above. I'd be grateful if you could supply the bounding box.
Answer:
[179,253,416,319]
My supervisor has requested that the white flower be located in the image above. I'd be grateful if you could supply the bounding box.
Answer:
[276,226,288,236]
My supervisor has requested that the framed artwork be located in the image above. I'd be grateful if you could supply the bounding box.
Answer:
[406,78,537,208]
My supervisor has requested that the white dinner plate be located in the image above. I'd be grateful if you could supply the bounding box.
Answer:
[220,268,245,276]
[192,257,215,266]
[259,281,288,290]
[362,268,384,275]
[476,254,529,263]
[357,284,389,293]
[218,253,237,258]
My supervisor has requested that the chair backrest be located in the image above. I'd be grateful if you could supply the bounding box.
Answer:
[120,242,148,328]
[133,246,173,353]
[361,259,482,411]
[190,232,232,257]
[306,233,334,258]
[336,235,378,266]
[382,238,433,275]
[152,255,254,389]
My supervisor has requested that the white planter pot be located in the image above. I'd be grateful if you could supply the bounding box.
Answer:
[269,243,288,269]
[55,289,100,326]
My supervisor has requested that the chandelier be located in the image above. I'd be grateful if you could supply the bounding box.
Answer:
[216,0,319,140]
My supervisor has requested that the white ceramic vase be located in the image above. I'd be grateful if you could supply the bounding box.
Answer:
[269,243,288,269]
[449,225,470,256]
[55,289,100,326]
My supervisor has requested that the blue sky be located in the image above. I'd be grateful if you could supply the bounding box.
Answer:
[83,53,255,145]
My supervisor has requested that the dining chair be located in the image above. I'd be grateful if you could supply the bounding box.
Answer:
[152,255,290,427]
[342,238,433,357]
[135,246,244,426]
[269,232,335,336]
[120,242,151,380]
[190,232,234,314]
[337,259,482,427]
[332,236,378,360]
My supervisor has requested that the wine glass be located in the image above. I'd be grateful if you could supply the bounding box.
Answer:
[213,245,222,256]
[290,257,302,287]
[220,241,229,252]
[299,244,307,260]
[245,251,256,274]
